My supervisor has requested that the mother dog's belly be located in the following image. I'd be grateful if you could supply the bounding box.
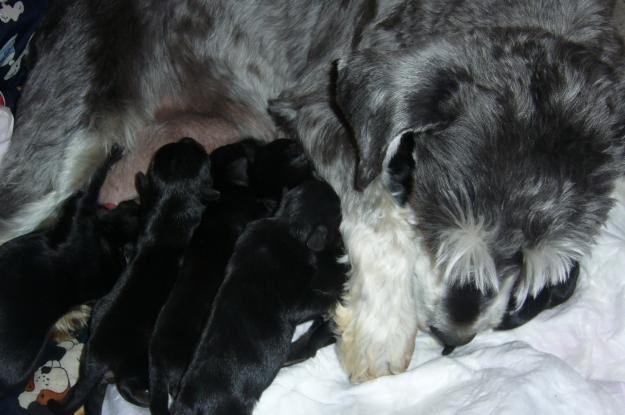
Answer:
[99,114,242,204]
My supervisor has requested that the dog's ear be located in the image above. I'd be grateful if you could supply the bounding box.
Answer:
[223,156,250,188]
[201,187,221,203]
[383,131,416,205]
[306,224,329,252]
[336,50,461,190]
[134,172,151,205]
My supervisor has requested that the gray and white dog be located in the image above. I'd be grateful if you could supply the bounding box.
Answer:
[1,0,624,383]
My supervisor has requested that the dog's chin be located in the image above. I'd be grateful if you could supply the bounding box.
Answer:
[418,277,516,349]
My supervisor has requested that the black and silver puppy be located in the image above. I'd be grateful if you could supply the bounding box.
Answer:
[0,146,138,398]
[172,180,346,415]
[47,137,217,415]
[148,141,273,415]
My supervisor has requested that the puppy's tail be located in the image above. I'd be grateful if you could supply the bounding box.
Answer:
[77,144,123,214]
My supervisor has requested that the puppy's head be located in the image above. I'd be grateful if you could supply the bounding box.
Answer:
[335,32,625,346]
[96,200,141,257]
[210,138,261,194]
[135,137,218,205]
[275,180,342,252]
[250,138,315,200]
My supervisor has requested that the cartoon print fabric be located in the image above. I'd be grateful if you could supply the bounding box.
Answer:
[0,329,86,415]
[0,0,47,111]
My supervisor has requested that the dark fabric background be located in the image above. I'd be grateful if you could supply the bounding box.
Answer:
[0,0,48,112]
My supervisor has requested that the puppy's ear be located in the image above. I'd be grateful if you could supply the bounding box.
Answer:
[336,50,460,190]
[306,225,329,252]
[134,172,151,205]
[223,157,250,188]
[201,187,221,203]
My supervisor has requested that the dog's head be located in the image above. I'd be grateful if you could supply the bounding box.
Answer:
[135,137,218,206]
[96,200,141,265]
[250,138,315,200]
[210,138,261,194]
[276,180,342,252]
[335,32,625,346]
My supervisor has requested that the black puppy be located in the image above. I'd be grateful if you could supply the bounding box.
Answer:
[0,146,138,398]
[148,142,273,415]
[497,261,580,330]
[439,262,580,356]
[48,137,217,415]
[250,138,314,200]
[172,180,347,415]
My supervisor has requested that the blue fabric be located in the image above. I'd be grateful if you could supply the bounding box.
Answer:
[0,0,48,111]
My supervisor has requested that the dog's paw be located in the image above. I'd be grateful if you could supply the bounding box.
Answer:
[335,300,416,383]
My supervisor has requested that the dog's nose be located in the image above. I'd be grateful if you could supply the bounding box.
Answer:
[429,325,476,347]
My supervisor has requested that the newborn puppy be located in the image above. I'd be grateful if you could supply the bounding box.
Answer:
[250,138,314,201]
[48,137,217,415]
[0,146,137,398]
[497,261,580,330]
[209,138,261,196]
[148,146,272,415]
[172,180,346,415]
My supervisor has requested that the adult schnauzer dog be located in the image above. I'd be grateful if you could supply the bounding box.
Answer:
[1,0,624,383]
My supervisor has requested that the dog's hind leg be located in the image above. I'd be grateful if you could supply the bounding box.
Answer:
[285,318,336,366]
[148,354,171,415]
[0,1,144,244]
[116,376,150,408]
[83,381,107,415]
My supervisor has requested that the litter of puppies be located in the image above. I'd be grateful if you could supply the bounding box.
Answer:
[0,137,347,415]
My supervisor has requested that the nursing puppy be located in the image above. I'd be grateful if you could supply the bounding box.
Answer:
[172,180,346,415]
[48,137,217,415]
[249,138,315,201]
[0,146,137,398]
[3,0,625,384]
[497,261,580,331]
[148,143,272,415]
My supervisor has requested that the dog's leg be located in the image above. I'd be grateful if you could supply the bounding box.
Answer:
[0,1,145,244]
[116,376,150,408]
[83,382,107,415]
[334,180,419,383]
[285,318,336,366]
[148,354,170,415]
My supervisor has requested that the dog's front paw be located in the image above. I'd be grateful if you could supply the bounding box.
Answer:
[335,295,417,383]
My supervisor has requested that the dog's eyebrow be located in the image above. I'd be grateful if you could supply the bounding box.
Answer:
[436,215,498,294]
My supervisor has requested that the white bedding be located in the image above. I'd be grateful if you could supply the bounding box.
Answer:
[104,179,625,415]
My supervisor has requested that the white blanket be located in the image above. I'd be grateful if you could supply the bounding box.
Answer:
[104,180,625,415]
